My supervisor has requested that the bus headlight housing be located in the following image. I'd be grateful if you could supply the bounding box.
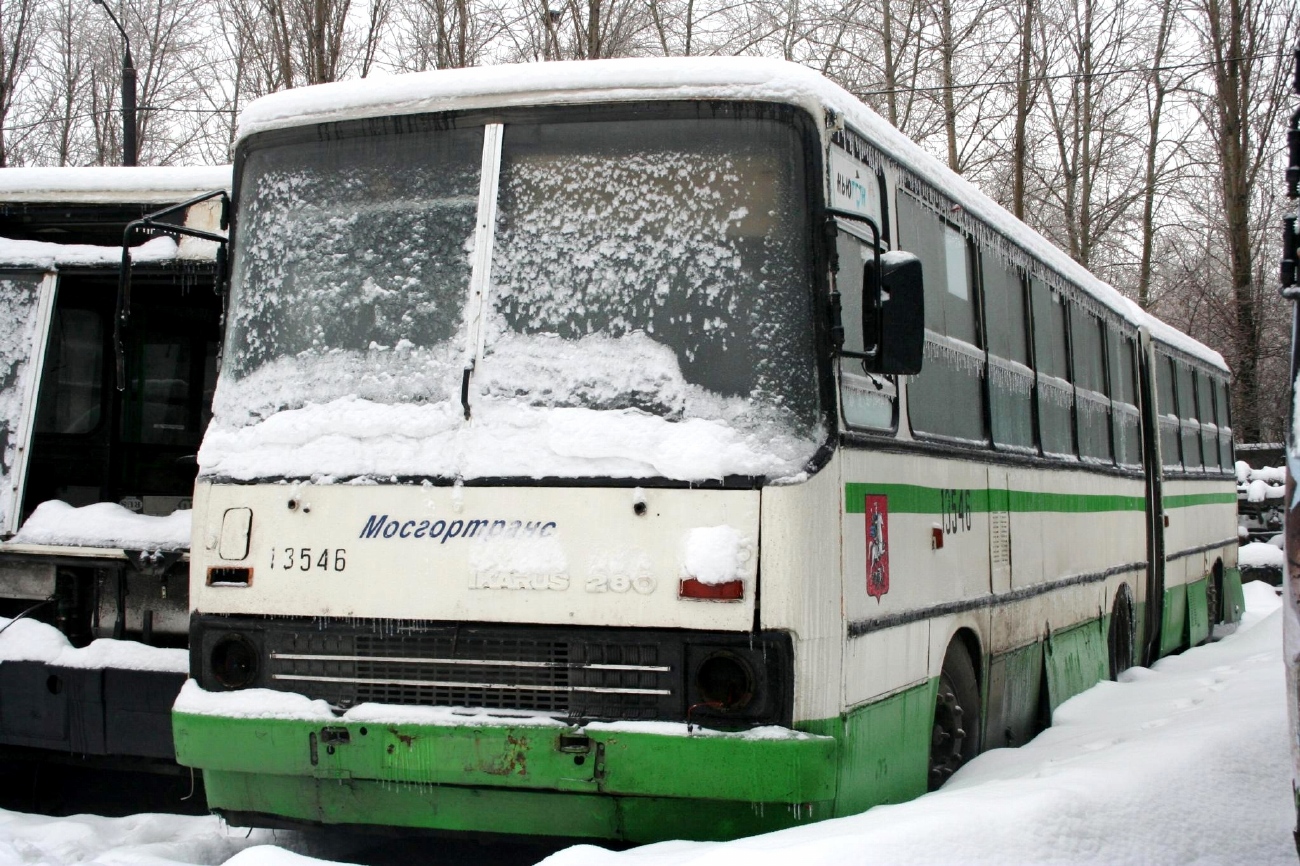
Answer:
[695,651,755,712]
[210,633,260,689]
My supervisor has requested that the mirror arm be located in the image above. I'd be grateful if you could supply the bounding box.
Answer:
[825,208,884,359]
[114,188,230,392]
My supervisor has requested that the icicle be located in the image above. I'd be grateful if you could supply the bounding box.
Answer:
[988,357,1033,396]
[923,334,986,378]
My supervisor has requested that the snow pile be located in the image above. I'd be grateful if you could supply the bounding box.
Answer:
[540,583,1292,866]
[1240,541,1285,570]
[0,810,284,866]
[0,236,192,268]
[681,525,748,585]
[11,500,191,550]
[1238,463,1286,502]
[0,615,187,673]
[0,165,230,200]
[174,679,818,740]
[199,396,818,483]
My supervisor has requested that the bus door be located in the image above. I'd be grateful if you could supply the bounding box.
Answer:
[18,269,221,643]
[0,270,57,537]
[1136,329,1166,663]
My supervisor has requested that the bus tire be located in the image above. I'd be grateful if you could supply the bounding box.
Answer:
[1109,585,1135,679]
[928,640,979,791]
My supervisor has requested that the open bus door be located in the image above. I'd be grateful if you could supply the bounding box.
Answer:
[1137,327,1167,665]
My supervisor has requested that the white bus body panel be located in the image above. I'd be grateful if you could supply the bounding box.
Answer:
[758,454,844,724]
[192,481,757,631]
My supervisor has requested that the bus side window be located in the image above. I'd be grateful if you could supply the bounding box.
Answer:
[1071,310,1111,463]
[1175,361,1202,471]
[1195,369,1218,472]
[1031,280,1073,457]
[836,228,896,431]
[35,308,104,436]
[1156,354,1181,470]
[898,192,985,443]
[1107,329,1141,467]
[1214,378,1233,469]
[983,256,1033,451]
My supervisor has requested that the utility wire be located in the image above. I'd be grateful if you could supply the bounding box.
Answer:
[854,49,1290,97]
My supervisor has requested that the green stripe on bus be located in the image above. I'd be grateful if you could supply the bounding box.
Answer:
[844,483,1145,514]
[1164,492,1237,508]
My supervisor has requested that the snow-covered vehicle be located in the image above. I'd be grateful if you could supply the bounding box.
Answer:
[172,59,1240,843]
[0,166,227,764]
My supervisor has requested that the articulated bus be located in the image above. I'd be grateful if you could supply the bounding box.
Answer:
[0,166,228,765]
[173,58,1239,843]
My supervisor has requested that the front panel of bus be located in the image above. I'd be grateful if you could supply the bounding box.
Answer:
[178,100,843,841]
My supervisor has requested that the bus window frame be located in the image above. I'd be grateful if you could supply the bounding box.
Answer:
[898,189,988,447]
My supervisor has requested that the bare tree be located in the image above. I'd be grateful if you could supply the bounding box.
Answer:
[1187,0,1296,439]
[0,0,41,165]
[390,0,507,70]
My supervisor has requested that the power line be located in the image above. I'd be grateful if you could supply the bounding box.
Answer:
[853,49,1288,98]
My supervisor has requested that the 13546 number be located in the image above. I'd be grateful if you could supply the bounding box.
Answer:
[269,547,347,572]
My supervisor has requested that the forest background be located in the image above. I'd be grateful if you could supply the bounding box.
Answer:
[0,0,1295,439]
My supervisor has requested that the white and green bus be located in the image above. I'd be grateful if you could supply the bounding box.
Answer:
[173,58,1240,842]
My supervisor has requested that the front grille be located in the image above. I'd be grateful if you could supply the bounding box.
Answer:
[193,615,792,726]
[267,630,668,717]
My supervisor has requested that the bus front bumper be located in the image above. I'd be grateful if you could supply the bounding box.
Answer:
[173,698,838,841]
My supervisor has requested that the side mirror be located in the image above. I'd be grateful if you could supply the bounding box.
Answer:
[865,251,924,375]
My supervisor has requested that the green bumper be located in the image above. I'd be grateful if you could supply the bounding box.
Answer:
[173,711,838,842]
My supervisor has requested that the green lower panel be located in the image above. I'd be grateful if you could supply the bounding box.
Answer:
[1160,583,1189,657]
[986,642,1045,749]
[1187,578,1210,646]
[1045,618,1108,713]
[803,679,934,817]
[1224,567,1245,623]
[202,769,829,843]
[175,711,837,842]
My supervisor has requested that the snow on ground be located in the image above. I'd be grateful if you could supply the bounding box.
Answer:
[548,581,1294,866]
[0,582,1292,866]
[0,811,287,866]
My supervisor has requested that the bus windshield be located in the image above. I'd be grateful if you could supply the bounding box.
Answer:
[212,105,822,483]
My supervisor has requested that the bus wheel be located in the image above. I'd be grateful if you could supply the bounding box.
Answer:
[1109,585,1135,679]
[928,641,979,791]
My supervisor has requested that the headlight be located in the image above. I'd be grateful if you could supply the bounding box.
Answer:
[694,651,754,712]
[211,633,259,689]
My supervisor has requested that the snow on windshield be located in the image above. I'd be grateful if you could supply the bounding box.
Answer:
[219,120,481,387]
[204,109,823,483]
[0,273,46,531]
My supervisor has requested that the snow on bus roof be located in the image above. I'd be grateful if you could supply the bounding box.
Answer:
[236,57,1225,372]
[0,165,230,203]
[0,235,210,267]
